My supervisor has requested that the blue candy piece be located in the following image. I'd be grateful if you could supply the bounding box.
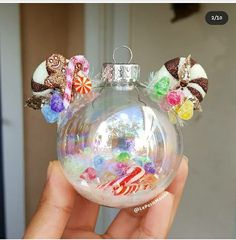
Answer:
[144,162,156,174]
[117,138,135,151]
[134,157,144,167]
[41,104,59,123]
[134,156,151,167]
[50,92,64,112]
[93,155,104,171]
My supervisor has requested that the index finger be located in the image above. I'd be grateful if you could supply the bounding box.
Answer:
[23,161,77,239]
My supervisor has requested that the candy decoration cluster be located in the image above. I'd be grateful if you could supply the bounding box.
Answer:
[26,52,208,125]
[25,53,92,123]
[148,55,208,122]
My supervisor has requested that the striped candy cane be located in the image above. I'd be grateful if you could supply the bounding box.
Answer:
[113,183,142,196]
[63,55,90,109]
[98,166,145,189]
[114,166,145,187]
[97,166,149,196]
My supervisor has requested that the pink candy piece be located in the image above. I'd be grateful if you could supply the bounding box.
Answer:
[115,163,129,176]
[80,167,96,180]
[159,98,172,112]
[166,90,184,106]
[63,55,90,109]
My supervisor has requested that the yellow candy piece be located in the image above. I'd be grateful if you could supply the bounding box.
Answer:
[177,99,194,120]
[168,110,177,124]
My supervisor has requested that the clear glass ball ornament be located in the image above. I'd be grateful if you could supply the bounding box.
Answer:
[57,60,183,208]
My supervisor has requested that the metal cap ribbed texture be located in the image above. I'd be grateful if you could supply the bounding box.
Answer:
[102,63,140,84]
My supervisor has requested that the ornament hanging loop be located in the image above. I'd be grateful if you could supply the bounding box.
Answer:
[113,45,133,63]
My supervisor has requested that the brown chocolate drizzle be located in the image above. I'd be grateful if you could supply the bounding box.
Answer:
[190,77,208,93]
[187,86,203,102]
[31,80,50,92]
[164,57,180,80]
[25,95,46,110]
[180,80,189,87]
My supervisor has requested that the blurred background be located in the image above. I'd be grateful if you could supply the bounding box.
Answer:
[0,3,236,238]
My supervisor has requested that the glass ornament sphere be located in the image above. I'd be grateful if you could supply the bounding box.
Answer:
[57,63,183,208]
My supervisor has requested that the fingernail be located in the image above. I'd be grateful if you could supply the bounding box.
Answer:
[47,161,54,180]
[183,155,189,164]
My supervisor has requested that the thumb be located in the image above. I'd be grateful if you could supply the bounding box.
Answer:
[23,161,76,239]
[136,192,174,239]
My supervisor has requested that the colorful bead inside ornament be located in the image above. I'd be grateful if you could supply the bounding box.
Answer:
[80,167,97,181]
[134,156,151,167]
[144,162,156,174]
[117,152,131,162]
[93,155,105,171]
[115,163,129,176]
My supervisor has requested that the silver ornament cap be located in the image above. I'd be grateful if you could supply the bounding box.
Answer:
[102,45,140,85]
[102,63,140,84]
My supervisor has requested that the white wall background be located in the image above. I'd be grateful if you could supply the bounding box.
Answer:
[86,3,236,238]
[130,4,236,238]
[0,3,25,238]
